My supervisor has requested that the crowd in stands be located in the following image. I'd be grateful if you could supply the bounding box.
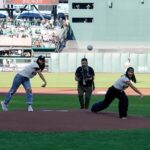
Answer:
[0,49,31,57]
[0,15,69,56]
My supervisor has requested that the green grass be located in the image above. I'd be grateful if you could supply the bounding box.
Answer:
[0,94,150,116]
[0,129,150,150]
[0,95,149,150]
[0,72,150,149]
[0,72,150,88]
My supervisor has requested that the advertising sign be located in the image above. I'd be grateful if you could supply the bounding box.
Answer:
[5,0,58,5]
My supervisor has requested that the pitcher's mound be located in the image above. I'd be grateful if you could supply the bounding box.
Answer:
[0,109,149,132]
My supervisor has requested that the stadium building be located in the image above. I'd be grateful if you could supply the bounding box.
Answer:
[67,0,150,50]
[1,0,150,73]
[54,0,150,73]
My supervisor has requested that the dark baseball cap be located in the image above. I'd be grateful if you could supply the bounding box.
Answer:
[127,67,134,73]
[37,55,45,62]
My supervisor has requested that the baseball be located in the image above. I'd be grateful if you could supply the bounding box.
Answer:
[87,45,93,51]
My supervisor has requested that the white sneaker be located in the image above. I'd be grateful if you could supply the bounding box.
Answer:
[1,101,8,111]
[28,105,33,112]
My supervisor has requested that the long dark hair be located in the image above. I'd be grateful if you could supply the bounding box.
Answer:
[36,55,45,71]
[125,67,136,83]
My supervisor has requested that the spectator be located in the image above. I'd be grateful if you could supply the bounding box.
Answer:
[33,39,41,47]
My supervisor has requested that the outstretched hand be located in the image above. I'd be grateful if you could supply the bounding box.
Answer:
[139,94,144,99]
[41,83,47,87]
[92,86,95,91]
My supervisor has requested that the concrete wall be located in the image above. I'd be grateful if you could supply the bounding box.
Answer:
[69,0,150,42]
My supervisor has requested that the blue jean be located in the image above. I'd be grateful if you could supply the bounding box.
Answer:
[4,74,33,105]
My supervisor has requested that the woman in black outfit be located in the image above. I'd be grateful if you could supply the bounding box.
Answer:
[91,67,143,119]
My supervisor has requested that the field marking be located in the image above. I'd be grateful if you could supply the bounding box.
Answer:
[96,91,106,94]
[41,109,69,112]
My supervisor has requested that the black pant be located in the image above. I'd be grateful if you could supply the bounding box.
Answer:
[91,86,128,118]
[78,85,93,109]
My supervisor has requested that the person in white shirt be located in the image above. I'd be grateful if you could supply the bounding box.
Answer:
[1,55,47,112]
[91,67,143,119]
[124,58,131,72]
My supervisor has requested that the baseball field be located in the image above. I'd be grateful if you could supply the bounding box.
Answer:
[0,72,150,150]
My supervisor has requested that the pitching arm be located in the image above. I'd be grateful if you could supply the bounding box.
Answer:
[37,70,47,87]
[128,81,143,98]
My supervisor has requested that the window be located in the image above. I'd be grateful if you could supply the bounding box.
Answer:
[72,3,94,9]
[72,18,93,23]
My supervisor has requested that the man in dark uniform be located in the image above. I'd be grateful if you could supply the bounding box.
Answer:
[75,58,95,109]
